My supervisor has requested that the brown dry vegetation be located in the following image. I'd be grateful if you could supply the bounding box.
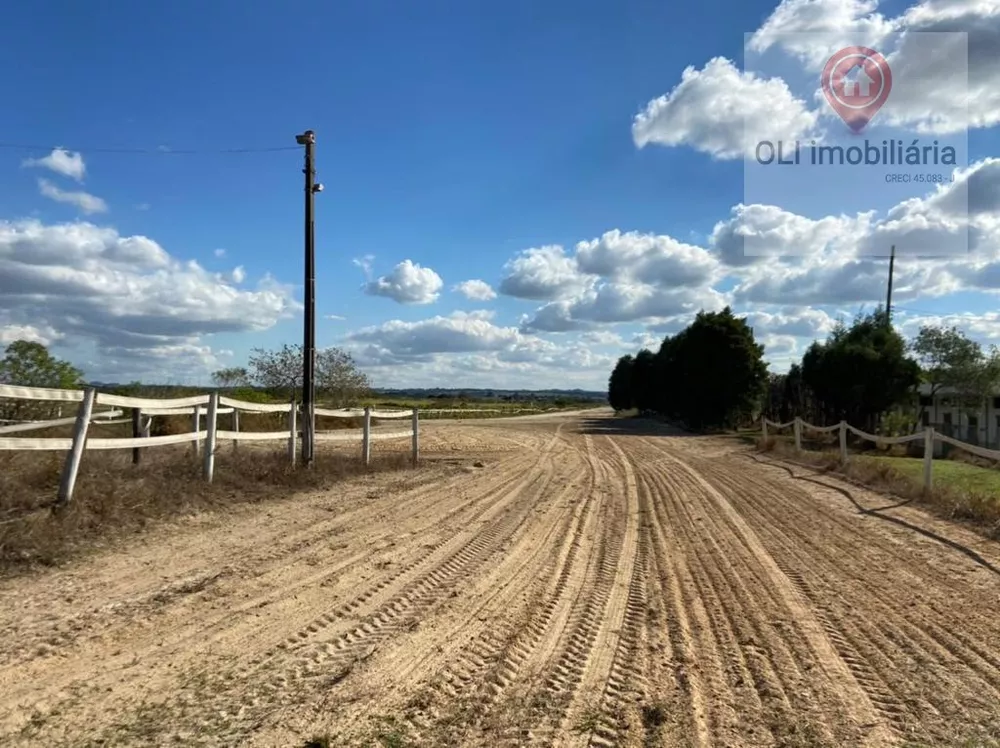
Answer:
[0,426,409,571]
[757,436,1000,538]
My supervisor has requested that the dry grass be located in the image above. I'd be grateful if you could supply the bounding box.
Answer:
[758,437,1000,538]
[0,439,412,573]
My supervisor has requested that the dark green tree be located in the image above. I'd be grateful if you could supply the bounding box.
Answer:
[0,340,83,389]
[764,372,786,421]
[663,307,768,429]
[631,349,658,412]
[652,335,680,416]
[0,340,85,420]
[603,308,768,428]
[910,325,1000,428]
[607,354,634,411]
[801,309,919,430]
[782,363,809,422]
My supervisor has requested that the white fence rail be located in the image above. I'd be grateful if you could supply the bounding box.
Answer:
[760,416,1000,492]
[0,384,420,503]
[0,409,125,435]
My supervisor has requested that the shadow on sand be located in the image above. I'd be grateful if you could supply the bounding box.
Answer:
[574,415,700,438]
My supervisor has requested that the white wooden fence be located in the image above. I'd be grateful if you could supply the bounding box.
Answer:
[762,416,1000,492]
[0,384,419,503]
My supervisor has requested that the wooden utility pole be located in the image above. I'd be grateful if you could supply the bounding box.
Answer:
[885,244,896,326]
[131,407,142,465]
[295,130,321,467]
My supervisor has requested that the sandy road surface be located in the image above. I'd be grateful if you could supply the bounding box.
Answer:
[1,413,999,747]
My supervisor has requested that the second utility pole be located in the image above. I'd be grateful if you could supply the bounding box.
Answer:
[297,129,317,467]
[885,244,896,327]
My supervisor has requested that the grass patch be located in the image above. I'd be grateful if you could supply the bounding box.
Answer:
[372,715,411,747]
[0,444,412,574]
[641,702,668,729]
[758,437,1000,538]
[862,455,1000,494]
[572,708,602,733]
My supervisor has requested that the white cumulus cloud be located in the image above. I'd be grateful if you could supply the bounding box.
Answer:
[750,0,1000,134]
[38,179,108,215]
[631,57,820,159]
[0,219,298,381]
[343,310,616,390]
[453,279,497,301]
[22,147,87,182]
[499,245,595,300]
[364,259,443,304]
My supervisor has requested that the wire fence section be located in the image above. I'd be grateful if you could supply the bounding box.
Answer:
[761,416,1000,492]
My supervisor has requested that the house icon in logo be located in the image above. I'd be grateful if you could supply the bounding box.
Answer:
[821,46,892,132]
[841,62,874,97]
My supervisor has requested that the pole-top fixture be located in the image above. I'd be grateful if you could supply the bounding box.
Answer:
[295,130,315,146]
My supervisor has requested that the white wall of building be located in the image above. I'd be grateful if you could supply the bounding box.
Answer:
[917,384,1000,447]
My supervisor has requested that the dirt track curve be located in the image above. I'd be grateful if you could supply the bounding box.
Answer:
[2,411,999,747]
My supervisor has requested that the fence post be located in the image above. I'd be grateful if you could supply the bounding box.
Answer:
[203,393,219,483]
[58,388,96,504]
[232,408,240,453]
[362,407,372,466]
[761,418,768,442]
[923,426,934,493]
[793,417,802,451]
[192,405,202,457]
[131,407,143,465]
[288,400,297,466]
[839,421,848,464]
[412,408,419,465]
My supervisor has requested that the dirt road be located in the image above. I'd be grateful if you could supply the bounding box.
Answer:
[1,413,999,747]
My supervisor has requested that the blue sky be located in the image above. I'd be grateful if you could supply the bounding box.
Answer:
[1,0,999,390]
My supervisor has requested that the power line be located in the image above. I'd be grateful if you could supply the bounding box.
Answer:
[0,142,300,155]
[894,306,960,317]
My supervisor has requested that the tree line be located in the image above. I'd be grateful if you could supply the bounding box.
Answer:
[608,307,1000,432]
[0,340,372,419]
[608,307,767,429]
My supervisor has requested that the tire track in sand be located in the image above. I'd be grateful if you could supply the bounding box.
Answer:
[400,433,607,746]
[639,455,756,746]
[3,433,568,746]
[494,434,638,747]
[634,466,712,748]
[692,455,1000,743]
[564,436,644,748]
[678,458,924,740]
[326,430,595,745]
[163,431,572,744]
[636,438,890,747]
[0,449,532,677]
